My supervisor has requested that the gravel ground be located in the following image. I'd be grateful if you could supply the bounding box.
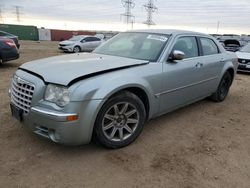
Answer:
[0,41,250,188]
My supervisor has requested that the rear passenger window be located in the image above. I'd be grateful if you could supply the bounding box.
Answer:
[172,37,198,59]
[86,37,101,42]
[93,37,101,41]
[200,38,219,56]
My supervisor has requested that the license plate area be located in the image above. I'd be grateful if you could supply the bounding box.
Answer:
[10,103,23,121]
[239,64,246,69]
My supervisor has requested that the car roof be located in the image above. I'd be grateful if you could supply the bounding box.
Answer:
[129,29,208,37]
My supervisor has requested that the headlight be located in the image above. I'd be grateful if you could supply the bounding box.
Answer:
[45,84,70,107]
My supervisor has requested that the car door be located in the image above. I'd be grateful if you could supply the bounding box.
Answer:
[159,35,206,114]
[197,37,224,93]
[80,37,92,51]
[91,37,102,50]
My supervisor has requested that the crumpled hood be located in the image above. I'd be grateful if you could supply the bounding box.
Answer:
[20,53,148,86]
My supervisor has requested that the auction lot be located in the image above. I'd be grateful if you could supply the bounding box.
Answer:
[1,41,250,188]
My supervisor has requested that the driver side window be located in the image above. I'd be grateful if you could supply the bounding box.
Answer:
[172,37,198,59]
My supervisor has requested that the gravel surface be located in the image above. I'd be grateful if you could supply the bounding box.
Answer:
[0,41,250,188]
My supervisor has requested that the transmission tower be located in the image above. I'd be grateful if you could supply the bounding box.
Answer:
[0,6,3,23]
[121,0,135,26]
[13,5,22,22]
[143,0,158,26]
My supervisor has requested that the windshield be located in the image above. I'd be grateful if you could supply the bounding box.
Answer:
[94,32,169,61]
[240,43,250,53]
[68,36,83,41]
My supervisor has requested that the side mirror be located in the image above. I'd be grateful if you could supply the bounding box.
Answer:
[81,40,86,43]
[168,50,185,61]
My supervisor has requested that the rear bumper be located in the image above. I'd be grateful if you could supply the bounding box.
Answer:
[1,48,19,62]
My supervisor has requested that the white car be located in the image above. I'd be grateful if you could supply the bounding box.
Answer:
[58,35,102,53]
[236,43,250,72]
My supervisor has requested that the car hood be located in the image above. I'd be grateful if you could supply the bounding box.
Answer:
[59,40,76,45]
[236,51,250,59]
[19,53,149,86]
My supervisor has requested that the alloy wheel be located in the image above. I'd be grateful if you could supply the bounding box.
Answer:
[102,102,139,142]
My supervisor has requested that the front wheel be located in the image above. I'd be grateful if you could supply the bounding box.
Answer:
[210,71,232,102]
[73,46,81,53]
[93,91,146,149]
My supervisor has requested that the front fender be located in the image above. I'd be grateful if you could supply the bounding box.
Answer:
[69,66,162,119]
[219,52,238,81]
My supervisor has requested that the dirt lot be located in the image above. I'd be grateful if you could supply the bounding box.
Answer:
[0,40,250,188]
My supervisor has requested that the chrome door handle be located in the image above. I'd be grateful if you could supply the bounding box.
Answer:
[220,58,224,63]
[195,62,203,68]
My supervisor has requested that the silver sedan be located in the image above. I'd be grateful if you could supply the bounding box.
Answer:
[9,30,238,148]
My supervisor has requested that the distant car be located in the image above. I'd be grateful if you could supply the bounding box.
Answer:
[0,30,20,49]
[9,30,238,148]
[236,43,250,72]
[58,35,102,53]
[221,39,241,52]
[0,38,19,63]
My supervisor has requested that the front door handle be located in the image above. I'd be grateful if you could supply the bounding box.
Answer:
[195,62,203,68]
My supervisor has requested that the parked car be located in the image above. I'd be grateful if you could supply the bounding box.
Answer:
[0,30,20,49]
[236,43,250,72]
[0,38,19,63]
[9,30,238,148]
[220,39,241,52]
[58,35,102,53]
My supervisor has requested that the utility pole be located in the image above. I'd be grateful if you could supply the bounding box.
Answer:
[121,0,135,28]
[13,5,22,22]
[0,5,3,23]
[143,0,158,27]
[216,21,220,34]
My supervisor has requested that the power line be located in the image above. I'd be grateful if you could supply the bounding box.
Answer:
[121,0,135,27]
[143,0,158,27]
[0,6,3,23]
[13,5,22,22]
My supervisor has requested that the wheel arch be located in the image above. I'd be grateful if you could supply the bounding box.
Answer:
[105,86,150,120]
[226,67,235,85]
[74,45,81,51]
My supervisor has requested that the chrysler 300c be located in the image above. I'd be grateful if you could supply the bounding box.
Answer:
[9,30,238,148]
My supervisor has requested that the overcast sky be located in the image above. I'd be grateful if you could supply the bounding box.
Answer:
[1,0,250,33]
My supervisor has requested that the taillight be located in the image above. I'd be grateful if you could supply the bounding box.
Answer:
[5,40,17,48]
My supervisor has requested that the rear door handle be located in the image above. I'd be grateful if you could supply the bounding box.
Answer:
[195,62,203,68]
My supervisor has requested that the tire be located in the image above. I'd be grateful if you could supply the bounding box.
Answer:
[73,46,81,53]
[93,91,146,149]
[210,71,232,102]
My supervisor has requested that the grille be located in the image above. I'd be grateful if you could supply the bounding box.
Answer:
[239,58,250,65]
[10,75,35,113]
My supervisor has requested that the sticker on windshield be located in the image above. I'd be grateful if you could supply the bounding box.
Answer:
[147,35,168,42]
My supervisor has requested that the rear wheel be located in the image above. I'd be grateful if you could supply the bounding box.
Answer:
[210,71,232,102]
[94,91,146,149]
[73,46,81,53]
